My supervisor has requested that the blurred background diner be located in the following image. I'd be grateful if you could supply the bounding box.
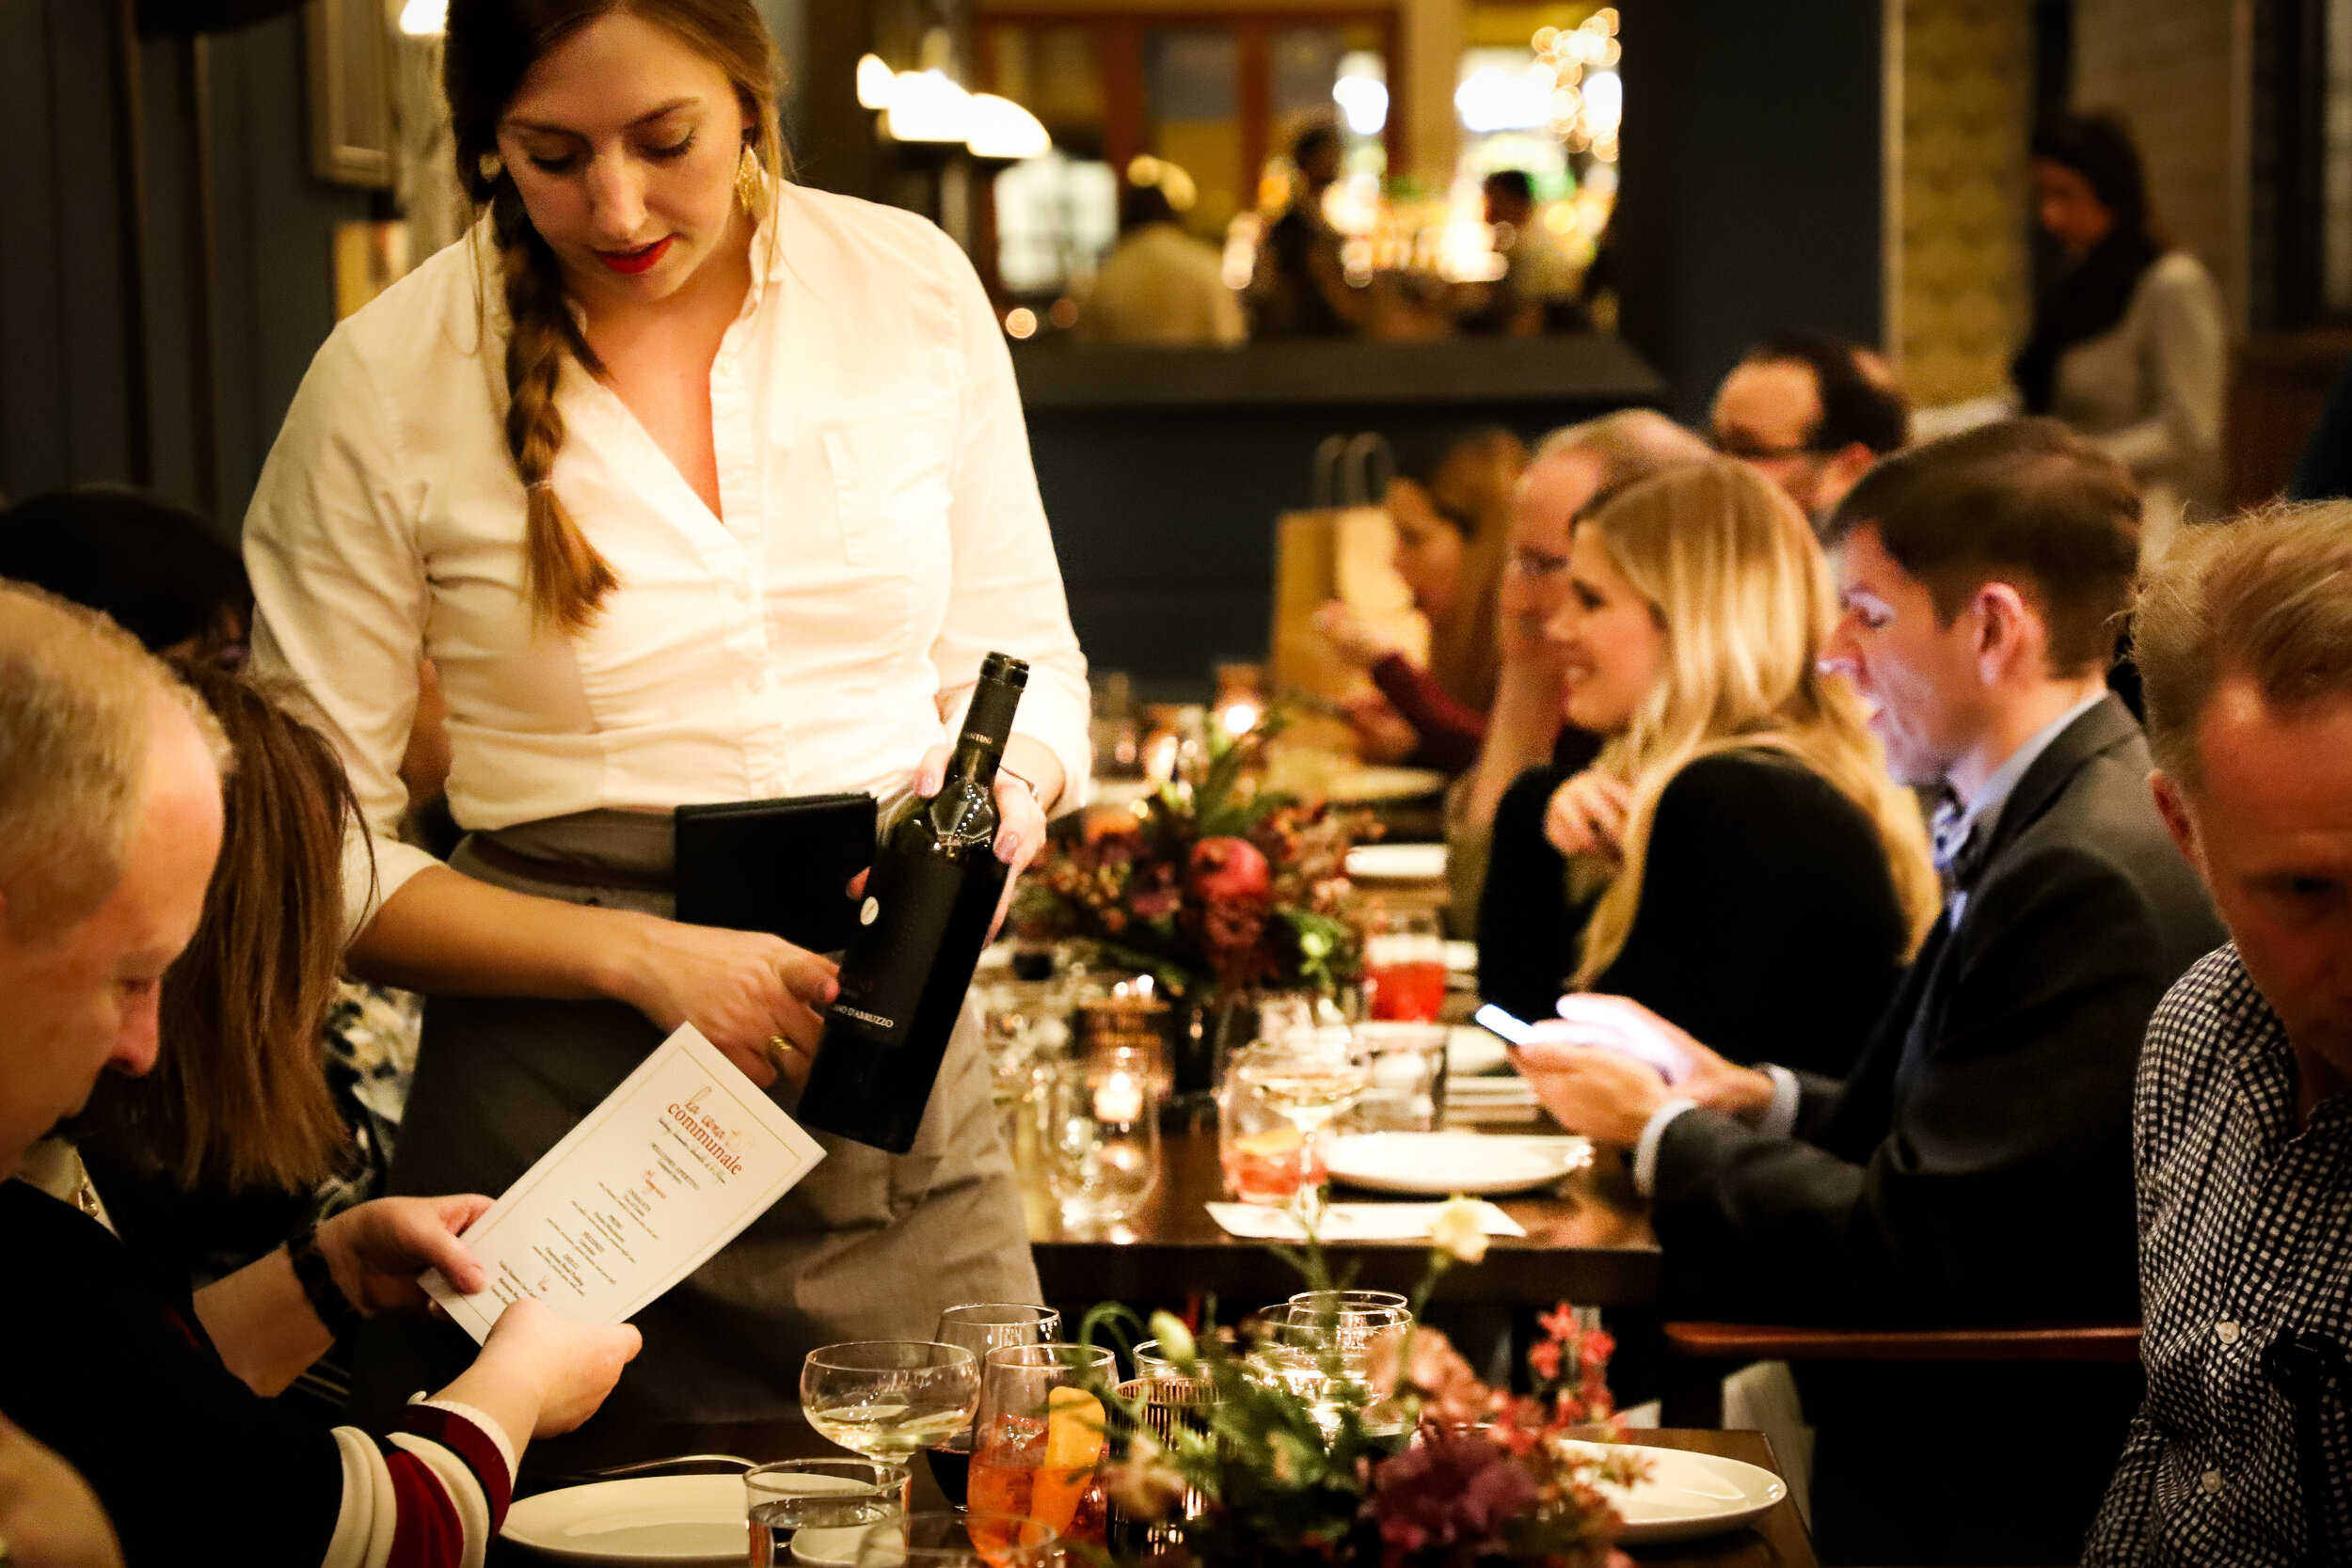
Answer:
[6,0,2351,1564]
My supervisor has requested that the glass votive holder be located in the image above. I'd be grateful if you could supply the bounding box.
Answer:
[1041,1058,1161,1233]
[1084,1034,1168,1114]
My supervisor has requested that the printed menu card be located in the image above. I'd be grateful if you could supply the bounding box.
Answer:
[421,1022,826,1342]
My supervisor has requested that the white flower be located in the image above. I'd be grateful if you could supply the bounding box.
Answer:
[1149,1309,1198,1368]
[1429,1196,1490,1263]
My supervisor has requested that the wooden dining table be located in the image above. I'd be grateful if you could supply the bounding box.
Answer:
[494,1419,1814,1567]
[1024,1117,1662,1310]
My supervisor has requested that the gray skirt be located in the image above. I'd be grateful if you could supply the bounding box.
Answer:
[352,811,1040,1430]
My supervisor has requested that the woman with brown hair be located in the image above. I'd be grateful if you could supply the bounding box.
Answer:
[78,663,354,1206]
[1480,460,1938,1075]
[2015,109,2224,562]
[243,0,1084,1431]
[1314,427,1525,771]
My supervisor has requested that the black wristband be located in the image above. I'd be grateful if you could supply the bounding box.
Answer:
[287,1221,365,1340]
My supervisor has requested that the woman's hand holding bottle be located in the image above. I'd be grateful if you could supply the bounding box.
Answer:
[608,916,839,1087]
[909,733,1060,942]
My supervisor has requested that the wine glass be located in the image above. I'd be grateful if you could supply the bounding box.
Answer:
[802,1342,981,1464]
[743,1458,904,1568]
[853,1511,1057,1568]
[1229,1034,1372,1222]
[968,1342,1120,1551]
[927,1304,1062,1506]
[1288,1289,1408,1313]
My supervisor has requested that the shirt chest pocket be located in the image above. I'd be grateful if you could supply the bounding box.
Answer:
[822,418,955,571]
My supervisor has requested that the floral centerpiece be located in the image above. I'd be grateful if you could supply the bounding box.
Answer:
[1017,710,1371,1002]
[1082,1204,1646,1567]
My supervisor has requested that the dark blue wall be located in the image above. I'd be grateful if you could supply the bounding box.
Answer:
[1017,337,1667,694]
[0,2,373,523]
[1613,0,1887,423]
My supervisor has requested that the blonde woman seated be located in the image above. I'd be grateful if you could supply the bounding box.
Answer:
[1480,461,1937,1075]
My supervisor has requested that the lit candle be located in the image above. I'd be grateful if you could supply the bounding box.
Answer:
[1094,1070,1144,1124]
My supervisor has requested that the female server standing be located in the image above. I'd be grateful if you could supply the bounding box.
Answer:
[243,0,1089,1429]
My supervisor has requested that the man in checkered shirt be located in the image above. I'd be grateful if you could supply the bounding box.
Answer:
[2085,502,2352,1564]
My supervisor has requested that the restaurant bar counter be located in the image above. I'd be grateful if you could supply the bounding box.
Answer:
[1016,334,1669,689]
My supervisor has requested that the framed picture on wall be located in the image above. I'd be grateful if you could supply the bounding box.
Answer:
[307,0,395,188]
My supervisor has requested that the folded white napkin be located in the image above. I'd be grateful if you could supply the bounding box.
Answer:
[1205,1200,1527,1242]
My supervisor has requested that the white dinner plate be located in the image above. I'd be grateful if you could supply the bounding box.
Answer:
[1561,1442,1789,1543]
[1344,843,1448,881]
[1446,1025,1510,1077]
[501,1474,747,1564]
[1324,1131,1591,1196]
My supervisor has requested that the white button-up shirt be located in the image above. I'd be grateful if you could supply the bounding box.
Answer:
[246,184,1090,938]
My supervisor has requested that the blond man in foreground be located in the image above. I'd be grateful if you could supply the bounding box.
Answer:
[2087,505,2352,1564]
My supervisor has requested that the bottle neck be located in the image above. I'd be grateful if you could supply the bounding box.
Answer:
[946,737,1005,793]
[946,677,1023,797]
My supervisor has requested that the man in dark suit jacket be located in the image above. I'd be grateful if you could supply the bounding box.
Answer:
[1515,420,2224,1564]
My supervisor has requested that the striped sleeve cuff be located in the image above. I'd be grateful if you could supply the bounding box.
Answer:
[1631,1097,1701,1197]
[412,1399,518,1492]
[392,1400,515,1530]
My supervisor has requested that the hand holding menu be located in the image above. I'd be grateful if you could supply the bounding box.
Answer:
[421,1022,826,1342]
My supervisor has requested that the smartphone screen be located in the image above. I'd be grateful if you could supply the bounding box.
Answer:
[1472,1003,1534,1047]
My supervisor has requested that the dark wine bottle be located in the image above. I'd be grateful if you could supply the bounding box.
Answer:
[796,652,1030,1152]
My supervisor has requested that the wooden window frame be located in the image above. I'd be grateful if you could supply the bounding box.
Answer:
[977,9,1404,199]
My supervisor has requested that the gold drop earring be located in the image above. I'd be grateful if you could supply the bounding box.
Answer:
[735,143,764,215]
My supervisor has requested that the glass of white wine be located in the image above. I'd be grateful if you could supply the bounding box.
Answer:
[1229,1034,1372,1223]
[801,1341,981,1465]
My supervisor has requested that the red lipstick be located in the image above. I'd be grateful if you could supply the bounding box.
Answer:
[597,236,674,275]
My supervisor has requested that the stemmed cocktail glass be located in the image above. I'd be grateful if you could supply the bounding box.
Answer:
[801,1341,981,1465]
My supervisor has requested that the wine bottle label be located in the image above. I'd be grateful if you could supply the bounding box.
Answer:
[830,848,977,1049]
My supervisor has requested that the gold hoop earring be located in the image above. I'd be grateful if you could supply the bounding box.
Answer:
[735,142,764,216]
